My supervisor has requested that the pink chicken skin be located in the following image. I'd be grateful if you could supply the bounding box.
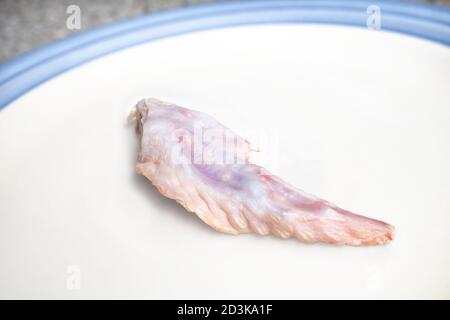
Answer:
[130,98,394,246]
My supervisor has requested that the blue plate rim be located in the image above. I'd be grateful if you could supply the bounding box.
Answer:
[0,0,449,110]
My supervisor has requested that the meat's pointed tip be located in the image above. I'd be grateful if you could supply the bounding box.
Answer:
[367,216,395,245]
[350,220,395,246]
[384,223,395,242]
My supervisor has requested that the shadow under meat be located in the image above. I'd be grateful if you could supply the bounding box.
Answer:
[130,161,215,234]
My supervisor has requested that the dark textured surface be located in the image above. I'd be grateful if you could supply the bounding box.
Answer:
[0,0,449,64]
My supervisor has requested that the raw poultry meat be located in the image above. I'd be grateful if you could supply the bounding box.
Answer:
[129,98,394,246]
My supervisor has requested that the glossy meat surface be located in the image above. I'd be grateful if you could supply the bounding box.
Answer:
[130,98,394,246]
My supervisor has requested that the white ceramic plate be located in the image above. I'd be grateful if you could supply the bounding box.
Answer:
[1,1,449,299]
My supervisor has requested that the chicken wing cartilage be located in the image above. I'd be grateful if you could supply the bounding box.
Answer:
[131,98,394,246]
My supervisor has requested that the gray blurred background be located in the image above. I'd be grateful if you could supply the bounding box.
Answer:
[0,0,449,64]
